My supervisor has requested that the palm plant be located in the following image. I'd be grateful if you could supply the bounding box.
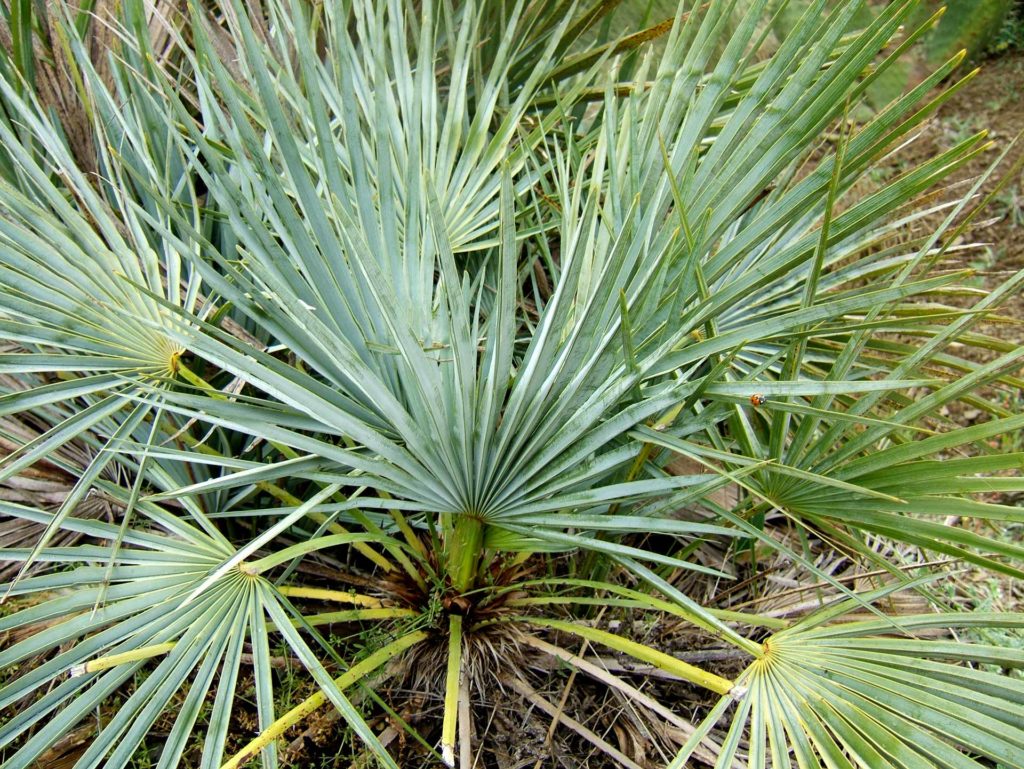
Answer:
[1,0,1023,767]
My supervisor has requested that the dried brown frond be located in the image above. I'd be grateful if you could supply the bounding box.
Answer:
[0,1,188,173]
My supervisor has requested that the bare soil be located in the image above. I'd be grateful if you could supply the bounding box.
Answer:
[915,52,1024,337]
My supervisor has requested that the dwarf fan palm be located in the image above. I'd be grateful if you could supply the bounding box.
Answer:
[1,1,1023,767]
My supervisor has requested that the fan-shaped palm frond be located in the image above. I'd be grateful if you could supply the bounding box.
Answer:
[1,0,1022,767]
[672,602,1024,769]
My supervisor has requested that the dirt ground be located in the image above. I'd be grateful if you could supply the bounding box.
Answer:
[914,51,1024,336]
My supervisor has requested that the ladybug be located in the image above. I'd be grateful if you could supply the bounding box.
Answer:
[750,394,767,407]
